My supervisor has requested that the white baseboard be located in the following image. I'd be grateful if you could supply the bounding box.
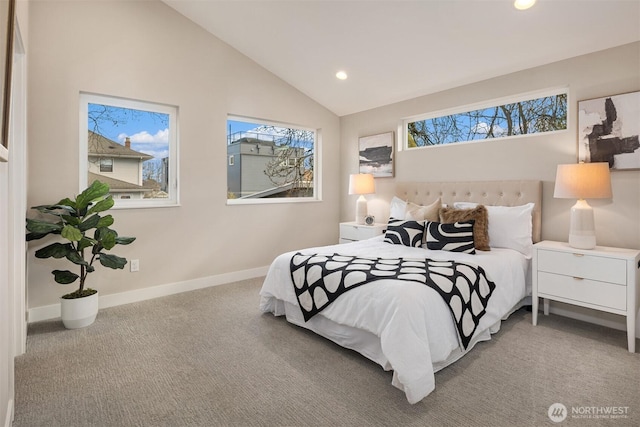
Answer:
[4,399,13,427]
[28,265,269,323]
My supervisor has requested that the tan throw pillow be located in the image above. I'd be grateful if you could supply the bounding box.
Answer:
[405,198,441,222]
[439,205,490,251]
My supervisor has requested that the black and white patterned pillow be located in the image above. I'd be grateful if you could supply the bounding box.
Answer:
[425,220,476,254]
[383,218,425,248]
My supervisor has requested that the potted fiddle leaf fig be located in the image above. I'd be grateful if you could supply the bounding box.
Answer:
[26,180,135,329]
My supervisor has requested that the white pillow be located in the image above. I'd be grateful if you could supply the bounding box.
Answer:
[405,198,441,221]
[453,202,535,257]
[389,196,407,219]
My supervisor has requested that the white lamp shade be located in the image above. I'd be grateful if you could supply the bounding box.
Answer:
[553,162,612,199]
[514,0,536,10]
[553,162,612,250]
[348,173,375,195]
[349,173,375,224]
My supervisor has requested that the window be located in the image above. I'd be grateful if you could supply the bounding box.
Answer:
[99,158,113,173]
[227,116,318,203]
[405,89,567,149]
[79,93,179,207]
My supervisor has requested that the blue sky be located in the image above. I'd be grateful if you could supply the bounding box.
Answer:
[227,119,263,143]
[228,119,259,134]
[88,103,169,160]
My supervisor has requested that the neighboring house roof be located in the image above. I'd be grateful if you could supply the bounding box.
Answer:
[88,131,154,160]
[143,177,162,190]
[88,172,154,193]
[229,137,276,147]
[239,181,312,199]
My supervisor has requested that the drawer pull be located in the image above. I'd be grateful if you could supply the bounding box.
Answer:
[573,276,584,280]
[572,253,584,257]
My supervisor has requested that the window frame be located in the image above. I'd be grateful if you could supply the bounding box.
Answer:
[401,87,569,151]
[99,158,113,173]
[79,92,180,209]
[226,114,321,205]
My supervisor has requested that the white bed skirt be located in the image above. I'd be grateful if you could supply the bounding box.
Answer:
[262,295,527,393]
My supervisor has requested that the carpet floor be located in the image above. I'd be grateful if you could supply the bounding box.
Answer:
[13,277,640,426]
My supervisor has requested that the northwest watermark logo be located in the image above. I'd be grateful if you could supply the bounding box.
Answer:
[548,403,630,422]
[548,403,567,423]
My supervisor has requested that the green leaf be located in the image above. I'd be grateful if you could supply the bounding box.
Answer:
[26,232,49,241]
[115,236,136,245]
[75,180,110,212]
[61,215,81,226]
[61,225,83,242]
[26,218,62,234]
[95,228,117,250]
[97,215,114,228]
[78,214,100,231]
[52,270,79,285]
[65,250,88,266]
[87,196,114,215]
[98,253,127,269]
[35,243,72,259]
[56,198,76,208]
[32,204,75,216]
[77,237,96,251]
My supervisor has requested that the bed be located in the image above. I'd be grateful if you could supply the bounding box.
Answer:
[260,180,542,404]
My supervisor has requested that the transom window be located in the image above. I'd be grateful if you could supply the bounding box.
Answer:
[405,88,568,149]
[226,116,319,204]
[79,93,179,208]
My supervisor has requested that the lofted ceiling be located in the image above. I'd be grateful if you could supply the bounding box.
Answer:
[163,0,640,117]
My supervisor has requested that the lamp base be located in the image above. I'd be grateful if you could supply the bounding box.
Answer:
[355,195,368,224]
[568,199,596,250]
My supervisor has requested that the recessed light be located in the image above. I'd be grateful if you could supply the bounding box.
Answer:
[336,71,348,80]
[514,0,536,10]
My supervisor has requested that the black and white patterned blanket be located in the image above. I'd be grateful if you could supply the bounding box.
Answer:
[290,253,496,349]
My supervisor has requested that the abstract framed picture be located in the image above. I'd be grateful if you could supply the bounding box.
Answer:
[578,91,640,170]
[359,131,394,178]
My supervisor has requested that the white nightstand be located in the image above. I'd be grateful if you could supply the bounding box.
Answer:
[339,221,386,244]
[532,240,640,353]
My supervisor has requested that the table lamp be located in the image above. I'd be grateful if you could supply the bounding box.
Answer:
[553,162,612,249]
[349,173,375,224]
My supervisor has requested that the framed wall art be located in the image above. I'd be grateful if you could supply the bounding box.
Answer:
[0,0,15,151]
[578,91,640,170]
[358,131,394,178]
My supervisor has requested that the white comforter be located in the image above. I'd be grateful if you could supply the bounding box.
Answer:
[259,236,528,404]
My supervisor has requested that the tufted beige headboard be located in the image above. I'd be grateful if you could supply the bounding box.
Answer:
[396,180,542,243]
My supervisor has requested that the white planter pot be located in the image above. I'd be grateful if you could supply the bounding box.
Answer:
[60,291,99,329]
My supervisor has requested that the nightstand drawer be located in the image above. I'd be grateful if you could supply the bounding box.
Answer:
[339,224,384,241]
[537,271,626,311]
[537,249,627,285]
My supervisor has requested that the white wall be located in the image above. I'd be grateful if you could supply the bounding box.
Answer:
[340,42,640,250]
[26,1,340,311]
[0,158,11,427]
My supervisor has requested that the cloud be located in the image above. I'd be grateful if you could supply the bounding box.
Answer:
[472,122,506,137]
[118,128,169,144]
[141,149,169,160]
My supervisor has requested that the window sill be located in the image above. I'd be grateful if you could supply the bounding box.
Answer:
[226,197,321,206]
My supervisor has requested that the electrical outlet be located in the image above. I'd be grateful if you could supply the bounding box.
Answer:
[130,259,140,272]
